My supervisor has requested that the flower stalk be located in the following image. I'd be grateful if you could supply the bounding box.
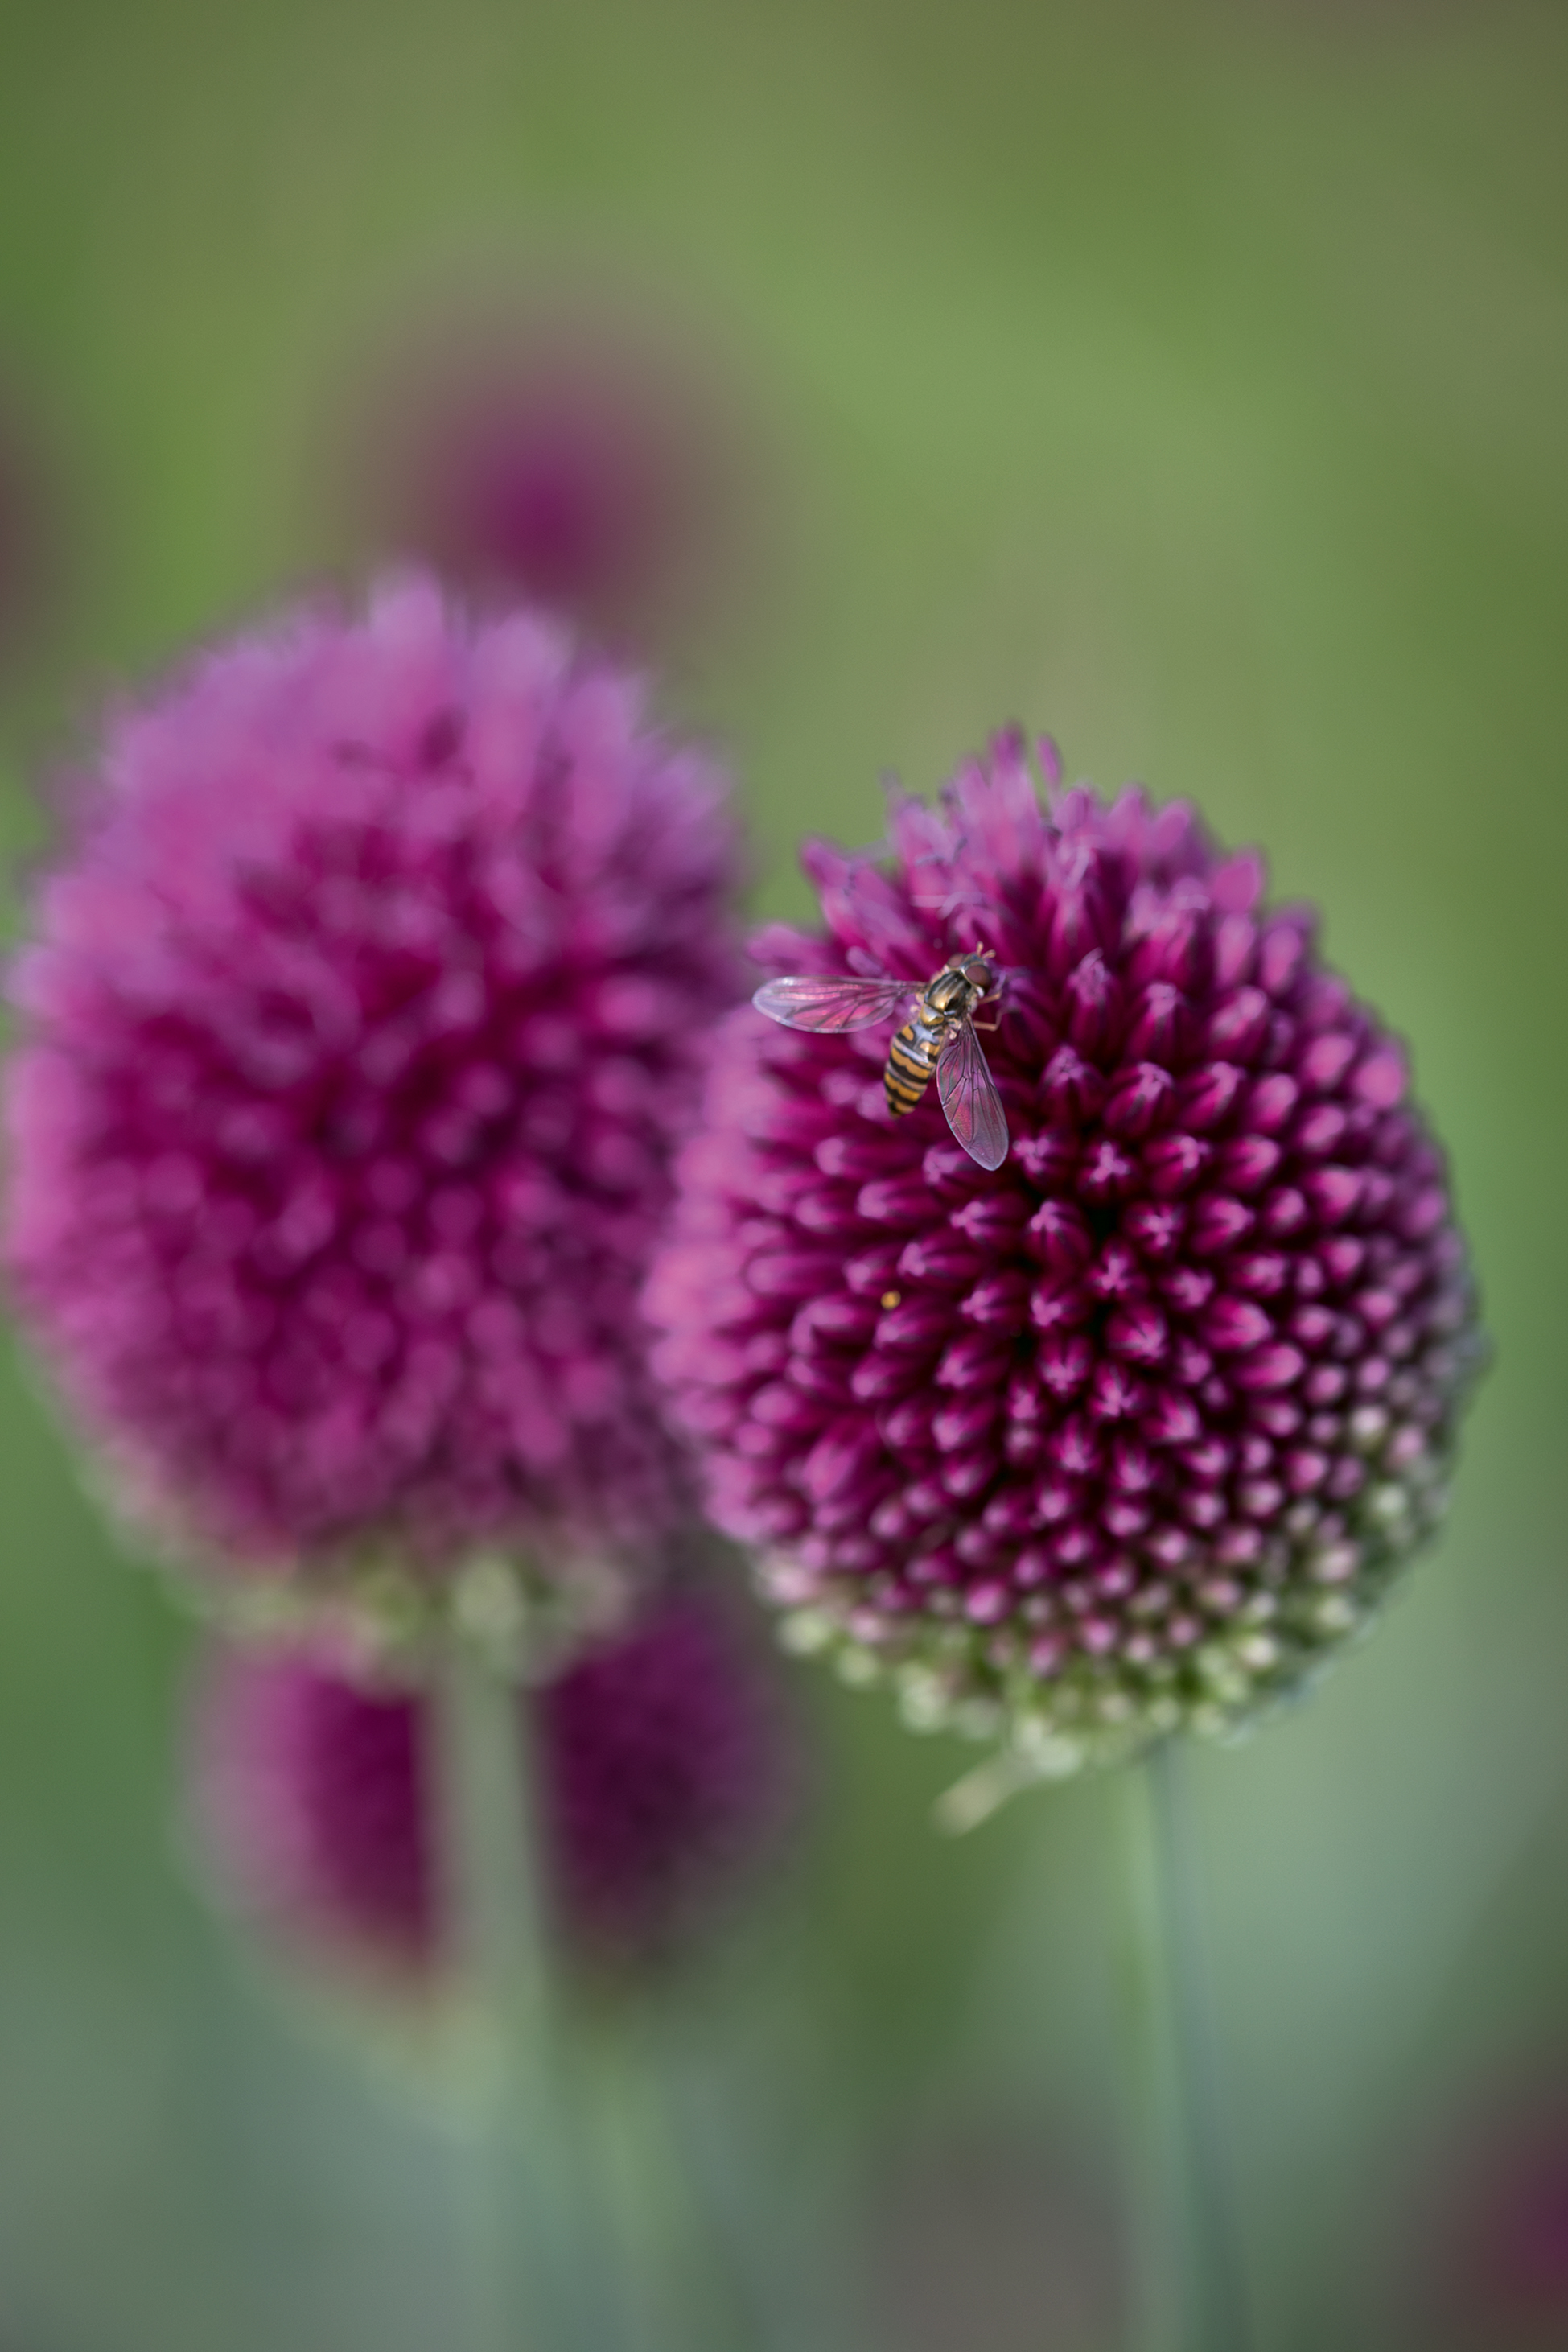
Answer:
[584,1997,761,2352]
[434,1637,594,2352]
[1113,1742,1249,2352]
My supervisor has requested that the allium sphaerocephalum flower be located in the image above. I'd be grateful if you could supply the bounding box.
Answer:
[1401,2092,1568,2334]
[5,576,741,1666]
[646,734,1484,1783]
[191,1585,794,1982]
[339,293,757,657]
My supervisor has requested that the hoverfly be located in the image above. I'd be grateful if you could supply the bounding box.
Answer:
[752,951,1008,1170]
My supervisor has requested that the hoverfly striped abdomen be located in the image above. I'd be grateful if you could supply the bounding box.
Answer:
[883,1013,945,1114]
[883,959,989,1117]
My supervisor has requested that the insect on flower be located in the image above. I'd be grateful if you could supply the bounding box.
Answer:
[752,951,1008,1170]
[652,735,1485,1785]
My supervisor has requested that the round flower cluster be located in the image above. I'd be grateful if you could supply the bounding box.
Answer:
[191,1586,793,1980]
[5,577,739,1651]
[647,733,1484,1776]
[341,295,752,657]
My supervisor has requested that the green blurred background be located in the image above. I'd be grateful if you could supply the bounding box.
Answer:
[1,1,1566,2346]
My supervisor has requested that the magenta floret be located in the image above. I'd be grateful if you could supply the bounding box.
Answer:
[5,576,740,1639]
[645,733,1484,1770]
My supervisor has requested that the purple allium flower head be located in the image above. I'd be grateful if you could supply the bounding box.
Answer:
[340,293,757,658]
[1389,2086,1568,2344]
[191,1584,794,1980]
[645,733,1484,1778]
[195,1634,433,1975]
[5,576,741,1654]
[538,1571,794,1955]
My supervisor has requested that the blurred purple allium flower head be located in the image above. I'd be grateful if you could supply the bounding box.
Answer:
[191,1583,794,1982]
[1389,2085,1568,2346]
[4,575,741,1661]
[339,290,759,658]
[646,733,1484,1785]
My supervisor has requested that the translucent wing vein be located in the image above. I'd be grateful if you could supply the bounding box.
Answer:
[751,974,912,1034]
[936,1019,1009,1168]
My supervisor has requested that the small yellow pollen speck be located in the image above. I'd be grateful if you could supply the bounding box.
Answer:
[881,1289,901,1309]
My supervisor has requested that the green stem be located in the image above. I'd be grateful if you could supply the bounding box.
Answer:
[585,1996,751,2352]
[592,2004,728,2352]
[1113,1742,1249,2352]
[433,1640,596,2352]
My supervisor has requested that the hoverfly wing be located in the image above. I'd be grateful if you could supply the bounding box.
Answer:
[936,1018,1010,1169]
[751,974,912,1034]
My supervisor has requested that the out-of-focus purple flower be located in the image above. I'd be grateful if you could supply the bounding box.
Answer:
[646,733,1484,1776]
[338,294,758,657]
[4,575,741,1653]
[540,1569,794,1955]
[190,1584,795,1980]
[1456,2119,1568,2321]
[195,1631,432,1973]
[1388,2086,1568,2347]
